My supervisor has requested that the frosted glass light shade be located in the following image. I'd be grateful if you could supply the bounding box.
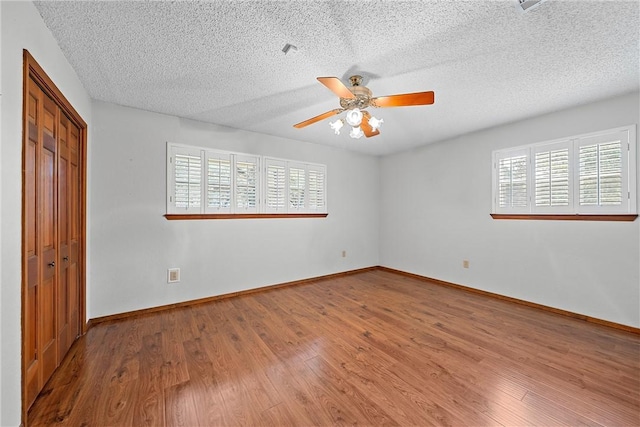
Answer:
[329,119,344,135]
[349,126,364,139]
[345,108,363,127]
[368,116,384,131]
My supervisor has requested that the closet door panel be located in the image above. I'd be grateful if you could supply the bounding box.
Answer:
[39,93,58,385]
[24,85,41,408]
[68,121,81,343]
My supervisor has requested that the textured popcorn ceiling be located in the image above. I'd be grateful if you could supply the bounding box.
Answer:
[35,1,639,155]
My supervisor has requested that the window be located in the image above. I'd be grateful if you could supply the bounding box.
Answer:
[172,146,203,214]
[492,125,636,216]
[576,134,624,213]
[263,158,327,214]
[235,156,259,211]
[532,140,572,213]
[265,159,286,212]
[495,148,528,212]
[205,151,232,212]
[308,166,326,211]
[167,143,327,216]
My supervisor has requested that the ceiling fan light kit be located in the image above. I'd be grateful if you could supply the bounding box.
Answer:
[294,74,434,140]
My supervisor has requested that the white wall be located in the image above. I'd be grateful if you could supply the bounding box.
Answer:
[0,1,4,421]
[89,101,380,318]
[0,2,92,425]
[380,91,640,328]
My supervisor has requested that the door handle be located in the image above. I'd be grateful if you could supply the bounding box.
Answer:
[48,261,55,268]
[63,256,69,262]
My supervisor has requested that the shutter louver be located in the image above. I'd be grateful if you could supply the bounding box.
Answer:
[207,157,232,210]
[289,167,306,210]
[174,154,202,209]
[308,168,326,211]
[579,140,622,207]
[535,148,569,207]
[267,163,286,211]
[236,158,258,211]
[498,155,527,208]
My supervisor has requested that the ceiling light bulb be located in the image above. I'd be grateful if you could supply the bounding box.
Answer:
[329,119,344,135]
[345,108,363,127]
[349,126,364,139]
[368,116,384,131]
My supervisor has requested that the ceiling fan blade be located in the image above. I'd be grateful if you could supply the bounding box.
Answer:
[361,111,380,138]
[372,91,435,108]
[317,77,356,99]
[293,109,343,128]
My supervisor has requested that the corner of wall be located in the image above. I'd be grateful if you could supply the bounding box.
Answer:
[1,2,92,425]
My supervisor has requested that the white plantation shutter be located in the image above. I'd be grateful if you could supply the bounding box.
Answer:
[169,145,204,214]
[235,155,259,213]
[578,143,622,206]
[206,152,232,212]
[168,143,328,216]
[289,164,306,211]
[492,125,636,216]
[265,159,287,212]
[576,129,631,214]
[494,149,529,213]
[308,165,327,212]
[263,158,327,213]
[175,154,202,208]
[533,141,571,212]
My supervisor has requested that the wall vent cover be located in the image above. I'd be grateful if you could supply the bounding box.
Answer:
[517,0,547,12]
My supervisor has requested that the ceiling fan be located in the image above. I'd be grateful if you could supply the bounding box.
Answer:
[293,75,435,138]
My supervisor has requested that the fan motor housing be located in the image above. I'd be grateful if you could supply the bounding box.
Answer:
[339,75,373,110]
[340,89,372,110]
[340,95,371,110]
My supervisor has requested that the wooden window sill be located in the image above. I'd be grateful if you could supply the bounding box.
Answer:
[490,214,637,221]
[165,213,328,220]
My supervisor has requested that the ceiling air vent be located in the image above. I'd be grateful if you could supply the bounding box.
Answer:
[517,0,547,12]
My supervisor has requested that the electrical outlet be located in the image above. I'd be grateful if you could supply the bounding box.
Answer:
[341,250,346,258]
[463,260,469,269]
[168,268,180,283]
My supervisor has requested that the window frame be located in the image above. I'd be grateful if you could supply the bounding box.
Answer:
[166,143,328,219]
[574,130,631,215]
[264,157,287,214]
[494,147,530,214]
[231,153,260,214]
[168,144,204,215]
[491,125,637,220]
[203,150,233,214]
[531,139,573,214]
[263,157,328,214]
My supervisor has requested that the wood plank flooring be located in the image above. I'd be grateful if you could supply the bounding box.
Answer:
[28,269,640,426]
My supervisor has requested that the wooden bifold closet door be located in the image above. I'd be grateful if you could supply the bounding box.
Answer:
[22,50,87,417]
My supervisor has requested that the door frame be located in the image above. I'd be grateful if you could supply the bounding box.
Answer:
[21,49,88,425]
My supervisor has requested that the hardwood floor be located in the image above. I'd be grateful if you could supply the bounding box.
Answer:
[28,269,640,426]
